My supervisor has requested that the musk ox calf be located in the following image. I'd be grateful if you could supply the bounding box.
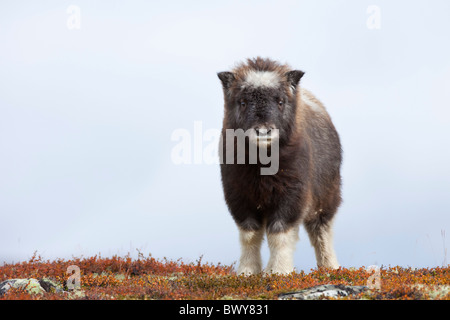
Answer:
[217,57,342,275]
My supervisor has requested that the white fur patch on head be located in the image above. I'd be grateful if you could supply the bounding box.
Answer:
[242,71,280,88]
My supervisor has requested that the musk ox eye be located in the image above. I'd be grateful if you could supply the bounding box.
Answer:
[278,99,284,108]
[240,100,247,108]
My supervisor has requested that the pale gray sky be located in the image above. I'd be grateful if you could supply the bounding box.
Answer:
[1,0,449,271]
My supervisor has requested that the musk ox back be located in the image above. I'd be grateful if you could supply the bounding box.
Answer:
[217,57,342,274]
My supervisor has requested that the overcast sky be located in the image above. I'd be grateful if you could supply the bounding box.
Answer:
[1,0,449,271]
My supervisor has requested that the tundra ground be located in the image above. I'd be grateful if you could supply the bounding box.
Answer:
[1,252,448,300]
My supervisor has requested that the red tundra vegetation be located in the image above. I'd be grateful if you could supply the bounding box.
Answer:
[1,252,449,300]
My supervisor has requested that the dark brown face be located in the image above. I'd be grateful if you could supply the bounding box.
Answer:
[218,69,304,147]
[230,86,286,146]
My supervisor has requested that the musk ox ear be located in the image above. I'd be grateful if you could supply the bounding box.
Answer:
[285,70,305,89]
[217,71,235,90]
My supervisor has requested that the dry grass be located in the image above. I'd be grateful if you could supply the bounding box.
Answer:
[1,252,449,300]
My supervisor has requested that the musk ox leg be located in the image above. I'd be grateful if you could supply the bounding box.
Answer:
[264,225,299,275]
[237,228,264,275]
[304,214,340,269]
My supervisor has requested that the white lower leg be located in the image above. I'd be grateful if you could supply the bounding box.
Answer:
[237,228,264,275]
[265,226,299,274]
[307,219,339,269]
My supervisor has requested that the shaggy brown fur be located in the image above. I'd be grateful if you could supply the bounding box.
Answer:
[218,57,342,273]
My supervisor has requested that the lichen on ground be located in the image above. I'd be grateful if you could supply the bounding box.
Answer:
[0,253,449,300]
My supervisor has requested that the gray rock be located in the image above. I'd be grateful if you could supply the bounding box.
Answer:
[38,278,64,293]
[0,278,46,296]
[278,284,369,300]
[0,278,64,297]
